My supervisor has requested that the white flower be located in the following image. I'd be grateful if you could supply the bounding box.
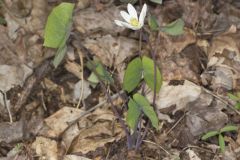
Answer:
[115,3,147,30]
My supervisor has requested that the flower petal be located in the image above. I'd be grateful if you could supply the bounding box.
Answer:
[120,11,131,23]
[127,3,138,20]
[114,20,125,27]
[115,20,140,30]
[139,4,147,26]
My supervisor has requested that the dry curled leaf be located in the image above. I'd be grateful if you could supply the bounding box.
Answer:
[83,35,138,67]
[74,6,125,34]
[32,137,58,160]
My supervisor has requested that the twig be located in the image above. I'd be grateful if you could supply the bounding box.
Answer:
[143,140,170,155]
[76,50,84,109]
[138,29,143,56]
[151,32,159,107]
[192,83,240,116]
[166,113,186,135]
[0,90,13,123]
[182,145,215,154]
[40,90,47,111]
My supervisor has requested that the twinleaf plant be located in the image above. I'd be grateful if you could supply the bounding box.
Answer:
[116,2,185,148]
[123,56,162,130]
[43,3,74,68]
[201,125,238,152]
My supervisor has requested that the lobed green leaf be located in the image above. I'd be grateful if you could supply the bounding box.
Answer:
[44,3,74,48]
[148,15,159,31]
[142,56,162,93]
[126,98,141,130]
[150,0,163,4]
[161,18,184,36]
[142,105,159,129]
[133,93,159,129]
[123,57,143,93]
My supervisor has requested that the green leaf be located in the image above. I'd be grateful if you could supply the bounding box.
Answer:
[235,103,240,110]
[220,125,238,133]
[148,15,159,31]
[127,98,141,130]
[133,93,151,107]
[88,72,99,84]
[86,59,114,84]
[150,0,162,4]
[123,57,143,93]
[133,93,159,129]
[218,134,225,153]
[142,105,159,129]
[44,3,74,48]
[201,131,219,140]
[0,17,6,25]
[161,19,184,36]
[142,56,162,93]
[227,93,240,101]
[53,45,67,68]
[120,0,138,4]
[236,92,240,98]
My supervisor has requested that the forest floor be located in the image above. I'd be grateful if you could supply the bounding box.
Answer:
[0,0,240,159]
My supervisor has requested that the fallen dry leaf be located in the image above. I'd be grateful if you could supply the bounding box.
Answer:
[0,121,24,143]
[69,121,124,154]
[73,80,91,103]
[64,155,91,160]
[147,80,201,122]
[74,5,124,34]
[83,35,138,67]
[44,107,85,137]
[161,45,205,83]
[177,93,228,147]
[200,30,240,91]
[151,28,196,59]
[32,136,58,160]
[186,149,201,160]
[0,64,32,92]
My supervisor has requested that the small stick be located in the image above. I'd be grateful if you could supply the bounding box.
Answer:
[143,140,170,155]
[40,90,47,111]
[182,145,215,154]
[166,113,186,135]
[190,82,240,116]
[76,51,84,109]
[0,90,13,123]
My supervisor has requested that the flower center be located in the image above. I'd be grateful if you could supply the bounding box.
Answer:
[130,18,139,27]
